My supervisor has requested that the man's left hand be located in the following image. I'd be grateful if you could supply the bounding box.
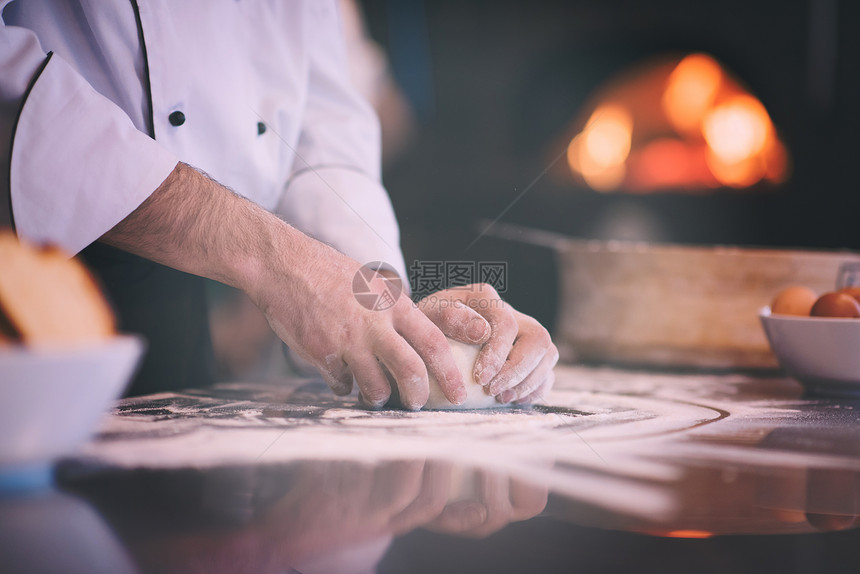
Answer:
[416,284,558,404]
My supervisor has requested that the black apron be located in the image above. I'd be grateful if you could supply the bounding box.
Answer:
[80,242,214,397]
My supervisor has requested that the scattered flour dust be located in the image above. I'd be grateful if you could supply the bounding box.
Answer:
[78,364,855,520]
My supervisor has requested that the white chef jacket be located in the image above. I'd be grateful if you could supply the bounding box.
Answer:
[0,0,406,278]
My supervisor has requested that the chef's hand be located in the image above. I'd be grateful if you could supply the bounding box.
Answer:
[262,460,428,561]
[422,467,549,538]
[103,163,464,410]
[251,235,466,410]
[417,284,558,404]
[385,462,548,538]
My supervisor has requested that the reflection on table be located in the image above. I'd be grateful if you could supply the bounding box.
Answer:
[3,364,860,573]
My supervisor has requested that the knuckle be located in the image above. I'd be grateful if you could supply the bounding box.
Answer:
[373,324,398,344]
[518,321,540,341]
[499,312,518,333]
[536,326,552,347]
[548,344,560,365]
[404,300,431,326]
[476,283,498,298]
[368,320,399,347]
[392,297,417,320]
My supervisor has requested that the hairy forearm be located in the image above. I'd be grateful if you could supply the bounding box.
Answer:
[99,163,484,409]
[101,161,295,294]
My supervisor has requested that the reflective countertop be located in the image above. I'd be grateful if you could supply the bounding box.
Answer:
[3,364,860,573]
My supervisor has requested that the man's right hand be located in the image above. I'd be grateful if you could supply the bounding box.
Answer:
[250,233,466,410]
[103,162,463,410]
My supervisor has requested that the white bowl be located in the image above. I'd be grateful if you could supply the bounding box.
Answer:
[759,308,860,397]
[0,335,144,471]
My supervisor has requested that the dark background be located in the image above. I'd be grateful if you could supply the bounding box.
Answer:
[358,0,860,331]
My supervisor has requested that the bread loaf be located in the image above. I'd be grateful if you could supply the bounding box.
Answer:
[0,231,115,345]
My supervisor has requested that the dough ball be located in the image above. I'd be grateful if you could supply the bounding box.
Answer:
[383,337,503,410]
[423,338,499,410]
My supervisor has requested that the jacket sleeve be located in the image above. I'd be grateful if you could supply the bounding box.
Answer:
[274,1,407,280]
[0,4,178,255]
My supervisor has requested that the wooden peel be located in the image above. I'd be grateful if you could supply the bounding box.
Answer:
[557,242,860,369]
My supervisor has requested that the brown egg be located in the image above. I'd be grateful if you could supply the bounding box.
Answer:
[771,285,818,316]
[810,292,860,318]
[838,286,860,304]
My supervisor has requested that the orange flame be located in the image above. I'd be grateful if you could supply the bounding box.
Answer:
[567,104,633,192]
[663,54,722,135]
[567,52,789,192]
[702,94,775,187]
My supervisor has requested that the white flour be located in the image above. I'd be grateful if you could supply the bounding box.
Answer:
[76,364,859,522]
